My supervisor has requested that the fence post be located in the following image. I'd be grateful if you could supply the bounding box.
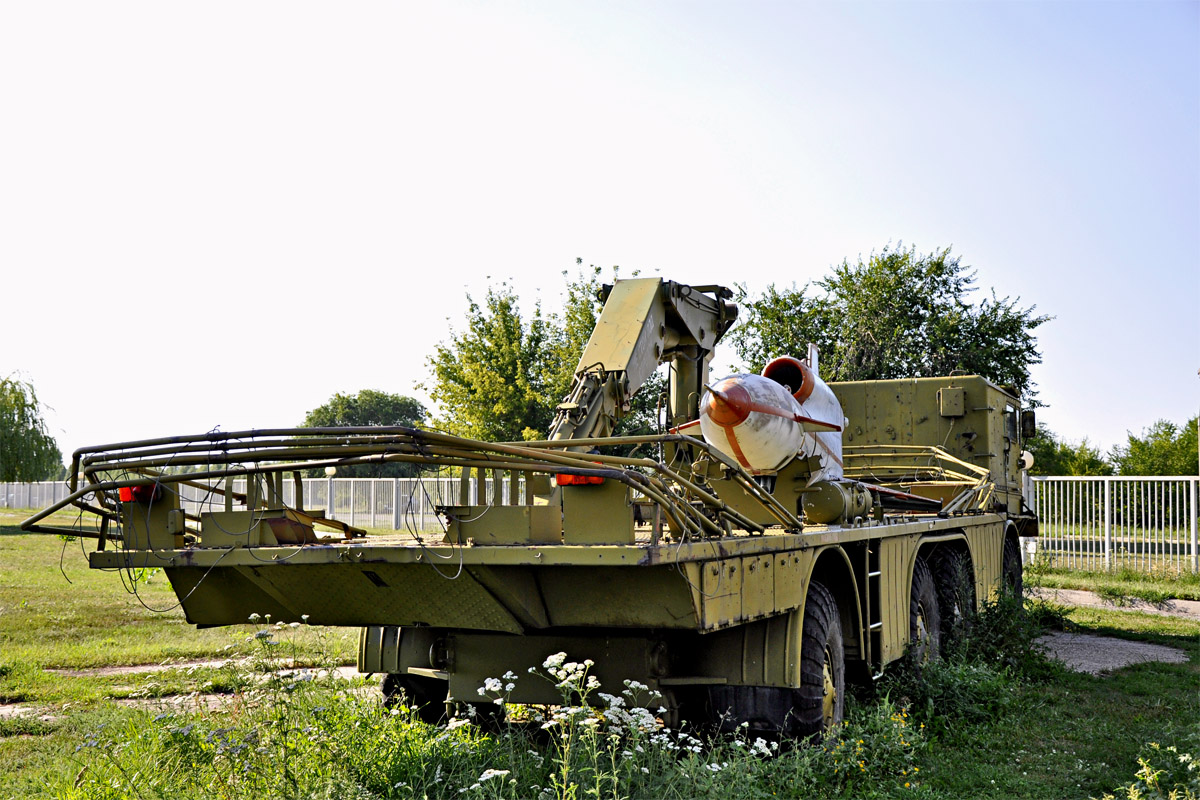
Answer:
[1103,477,1112,571]
[326,475,335,520]
[370,481,376,529]
[393,479,401,530]
[1185,479,1195,573]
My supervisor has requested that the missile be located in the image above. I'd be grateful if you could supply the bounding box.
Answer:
[698,356,844,477]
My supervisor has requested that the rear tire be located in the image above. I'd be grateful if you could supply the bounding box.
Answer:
[382,673,448,724]
[909,557,941,664]
[934,550,975,652]
[796,581,845,737]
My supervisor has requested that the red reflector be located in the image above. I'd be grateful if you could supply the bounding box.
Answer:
[119,484,160,503]
[555,474,605,486]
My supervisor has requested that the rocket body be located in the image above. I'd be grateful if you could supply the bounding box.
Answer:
[698,356,844,478]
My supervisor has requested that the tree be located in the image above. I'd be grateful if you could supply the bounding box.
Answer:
[728,245,1050,401]
[425,265,670,445]
[1024,424,1113,476]
[425,284,558,442]
[0,375,63,481]
[300,390,427,478]
[1109,416,1198,476]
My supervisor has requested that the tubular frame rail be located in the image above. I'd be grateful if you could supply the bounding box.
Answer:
[22,427,805,546]
[842,444,995,513]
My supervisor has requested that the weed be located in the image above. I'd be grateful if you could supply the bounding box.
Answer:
[1099,725,1200,800]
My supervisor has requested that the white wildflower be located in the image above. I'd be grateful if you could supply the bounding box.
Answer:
[478,769,510,782]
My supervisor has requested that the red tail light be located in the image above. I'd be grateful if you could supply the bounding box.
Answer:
[119,484,161,503]
[555,473,605,486]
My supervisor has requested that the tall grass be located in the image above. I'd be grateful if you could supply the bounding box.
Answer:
[56,619,930,800]
[53,595,1065,800]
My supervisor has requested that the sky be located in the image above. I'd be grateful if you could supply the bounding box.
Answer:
[2,0,1197,461]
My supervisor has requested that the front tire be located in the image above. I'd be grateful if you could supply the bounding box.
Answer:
[796,580,845,737]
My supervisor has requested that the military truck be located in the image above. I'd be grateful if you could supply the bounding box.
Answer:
[24,278,1037,736]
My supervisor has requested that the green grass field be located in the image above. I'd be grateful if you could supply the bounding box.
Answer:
[2,510,1198,799]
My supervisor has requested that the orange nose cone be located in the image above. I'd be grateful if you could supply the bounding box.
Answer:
[704,380,752,426]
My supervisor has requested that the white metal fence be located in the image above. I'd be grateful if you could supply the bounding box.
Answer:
[8,476,1200,573]
[1,477,523,533]
[1028,476,1200,574]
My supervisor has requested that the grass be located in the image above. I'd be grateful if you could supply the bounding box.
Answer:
[1,510,1199,799]
[0,510,357,705]
[1026,558,1200,603]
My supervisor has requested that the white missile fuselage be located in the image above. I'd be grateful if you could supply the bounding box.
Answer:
[698,356,845,479]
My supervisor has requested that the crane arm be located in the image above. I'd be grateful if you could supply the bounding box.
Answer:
[548,279,737,443]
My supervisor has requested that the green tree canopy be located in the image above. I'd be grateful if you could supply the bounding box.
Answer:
[0,375,63,481]
[300,389,427,478]
[425,265,669,445]
[425,284,558,442]
[1109,416,1198,476]
[1024,424,1113,476]
[728,245,1050,401]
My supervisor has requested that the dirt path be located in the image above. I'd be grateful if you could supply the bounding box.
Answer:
[1031,587,1200,620]
[0,665,364,723]
[1031,586,1197,674]
[1036,631,1190,674]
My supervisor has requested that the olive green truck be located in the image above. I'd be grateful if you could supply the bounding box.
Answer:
[24,278,1037,736]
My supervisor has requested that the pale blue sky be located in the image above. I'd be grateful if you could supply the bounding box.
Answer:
[2,1,1196,459]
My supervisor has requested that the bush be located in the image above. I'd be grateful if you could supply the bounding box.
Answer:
[873,589,1066,743]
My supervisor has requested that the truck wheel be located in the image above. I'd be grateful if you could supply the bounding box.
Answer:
[934,550,974,650]
[382,673,448,724]
[797,580,845,736]
[1002,537,1024,598]
[909,557,941,664]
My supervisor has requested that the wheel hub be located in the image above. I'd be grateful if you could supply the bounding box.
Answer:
[821,645,838,729]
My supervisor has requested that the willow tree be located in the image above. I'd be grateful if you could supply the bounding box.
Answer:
[0,376,63,481]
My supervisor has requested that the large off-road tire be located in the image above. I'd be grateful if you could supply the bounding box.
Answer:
[933,550,975,651]
[1002,536,1024,598]
[382,673,448,724]
[909,557,942,664]
[796,580,845,737]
